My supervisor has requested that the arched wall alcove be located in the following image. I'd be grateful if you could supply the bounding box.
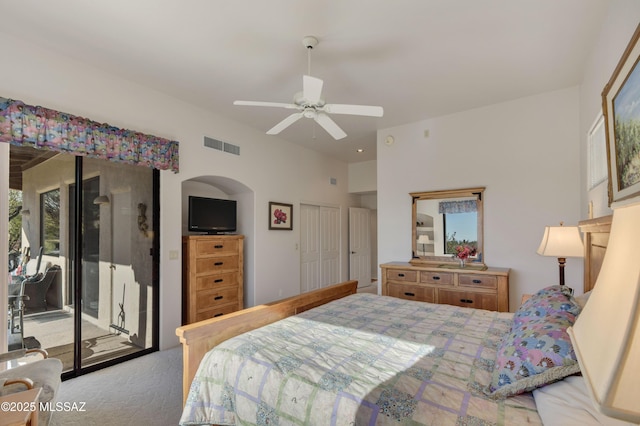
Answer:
[181,176,255,307]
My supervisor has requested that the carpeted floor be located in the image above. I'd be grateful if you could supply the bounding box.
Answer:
[50,346,183,426]
[357,282,378,294]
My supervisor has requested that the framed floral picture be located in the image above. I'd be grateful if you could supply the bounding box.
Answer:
[269,202,293,230]
[603,25,640,205]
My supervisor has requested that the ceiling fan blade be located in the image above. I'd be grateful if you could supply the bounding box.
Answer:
[234,100,298,109]
[314,113,347,140]
[303,75,323,104]
[266,112,304,135]
[323,104,384,117]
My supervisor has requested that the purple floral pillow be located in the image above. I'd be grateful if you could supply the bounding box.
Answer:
[513,285,580,327]
[485,285,582,399]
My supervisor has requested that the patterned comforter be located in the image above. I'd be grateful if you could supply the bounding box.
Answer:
[180,293,541,425]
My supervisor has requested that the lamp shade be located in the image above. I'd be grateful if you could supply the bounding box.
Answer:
[536,225,584,258]
[93,195,110,205]
[417,235,431,244]
[568,201,640,422]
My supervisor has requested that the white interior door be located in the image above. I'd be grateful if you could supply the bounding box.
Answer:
[349,207,371,288]
[300,204,320,293]
[320,206,340,286]
[301,204,340,293]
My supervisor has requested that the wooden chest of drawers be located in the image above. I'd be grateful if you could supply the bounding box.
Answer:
[381,262,510,312]
[182,235,244,324]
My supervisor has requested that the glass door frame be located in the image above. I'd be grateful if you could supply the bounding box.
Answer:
[61,157,160,380]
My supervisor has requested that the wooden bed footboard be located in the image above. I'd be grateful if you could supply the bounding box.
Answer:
[176,280,358,404]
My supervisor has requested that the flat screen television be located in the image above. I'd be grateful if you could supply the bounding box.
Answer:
[188,196,237,234]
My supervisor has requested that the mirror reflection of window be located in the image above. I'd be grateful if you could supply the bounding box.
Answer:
[439,199,478,256]
[443,211,478,255]
[40,188,60,256]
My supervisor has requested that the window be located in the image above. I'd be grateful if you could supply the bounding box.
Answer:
[40,188,60,256]
[588,113,608,190]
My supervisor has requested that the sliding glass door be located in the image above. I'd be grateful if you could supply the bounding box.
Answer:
[7,145,158,375]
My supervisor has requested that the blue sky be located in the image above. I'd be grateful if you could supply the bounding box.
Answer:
[447,212,477,242]
[614,60,640,122]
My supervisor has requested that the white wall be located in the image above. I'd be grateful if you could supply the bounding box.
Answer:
[0,34,353,350]
[378,87,582,309]
[348,160,377,193]
[376,0,640,309]
[580,0,640,217]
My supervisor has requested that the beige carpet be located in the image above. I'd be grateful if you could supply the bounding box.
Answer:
[50,346,183,426]
[357,282,379,294]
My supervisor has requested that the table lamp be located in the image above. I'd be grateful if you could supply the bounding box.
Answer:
[536,222,584,287]
[568,201,640,423]
[417,234,431,255]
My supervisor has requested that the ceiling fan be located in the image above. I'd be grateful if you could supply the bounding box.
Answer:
[233,36,383,140]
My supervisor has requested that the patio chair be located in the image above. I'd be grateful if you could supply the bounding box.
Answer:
[22,264,61,312]
[0,348,63,426]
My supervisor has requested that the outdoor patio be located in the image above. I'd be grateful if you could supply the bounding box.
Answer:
[19,310,140,372]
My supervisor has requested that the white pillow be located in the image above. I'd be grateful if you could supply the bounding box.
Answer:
[533,376,636,426]
[574,291,592,309]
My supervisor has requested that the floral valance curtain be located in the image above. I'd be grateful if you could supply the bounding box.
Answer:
[0,97,179,172]
[438,200,477,214]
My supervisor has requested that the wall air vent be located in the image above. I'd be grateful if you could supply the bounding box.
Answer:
[223,143,240,156]
[204,136,240,156]
[204,136,223,150]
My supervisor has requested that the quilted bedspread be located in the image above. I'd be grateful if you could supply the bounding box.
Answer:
[180,293,541,425]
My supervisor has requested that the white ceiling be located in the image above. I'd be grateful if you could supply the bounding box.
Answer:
[0,0,610,163]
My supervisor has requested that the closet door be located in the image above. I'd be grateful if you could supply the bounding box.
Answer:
[300,204,320,293]
[320,207,340,286]
[300,204,340,293]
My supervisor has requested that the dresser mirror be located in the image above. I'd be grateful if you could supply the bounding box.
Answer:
[411,187,484,265]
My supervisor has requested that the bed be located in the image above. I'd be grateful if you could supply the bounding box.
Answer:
[176,216,612,426]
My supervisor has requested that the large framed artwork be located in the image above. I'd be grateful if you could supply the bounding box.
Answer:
[269,201,293,230]
[603,24,640,205]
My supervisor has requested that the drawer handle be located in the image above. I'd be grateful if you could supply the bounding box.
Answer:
[398,273,405,277]
[213,313,223,317]
[214,279,224,283]
[459,299,473,304]
[214,245,224,249]
[432,276,440,280]
[472,279,482,284]
[404,292,415,297]
[214,262,223,266]
[214,296,223,300]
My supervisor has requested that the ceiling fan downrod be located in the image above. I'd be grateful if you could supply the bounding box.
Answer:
[302,36,318,76]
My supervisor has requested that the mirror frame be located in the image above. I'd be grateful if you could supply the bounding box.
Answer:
[410,187,485,265]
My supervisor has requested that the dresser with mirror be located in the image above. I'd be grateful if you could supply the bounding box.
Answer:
[381,187,510,312]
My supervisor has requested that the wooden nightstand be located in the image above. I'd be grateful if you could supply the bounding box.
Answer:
[0,387,41,426]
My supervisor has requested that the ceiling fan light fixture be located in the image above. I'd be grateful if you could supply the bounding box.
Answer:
[233,35,383,140]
